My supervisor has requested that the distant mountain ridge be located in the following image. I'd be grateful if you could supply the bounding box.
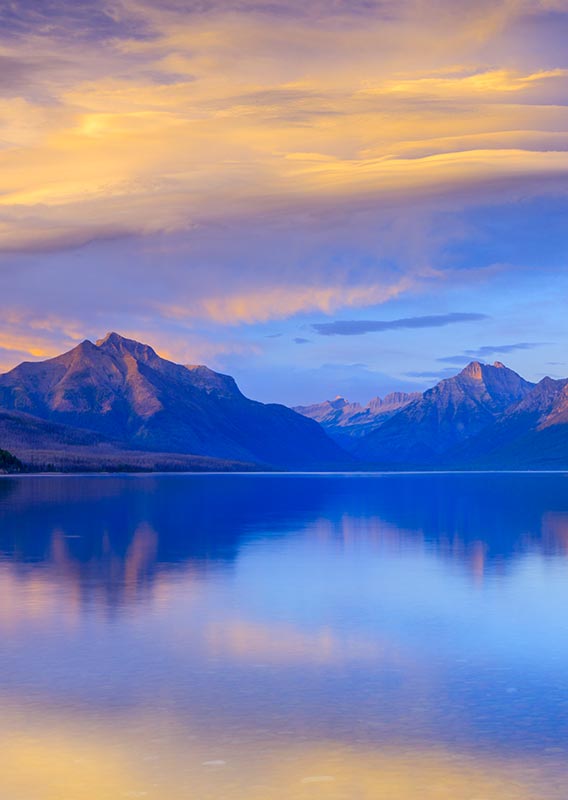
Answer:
[296,360,568,469]
[294,392,420,450]
[0,333,347,470]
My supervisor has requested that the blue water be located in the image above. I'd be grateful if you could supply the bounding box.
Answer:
[1,473,568,799]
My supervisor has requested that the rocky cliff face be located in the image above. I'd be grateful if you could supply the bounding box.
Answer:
[0,333,348,469]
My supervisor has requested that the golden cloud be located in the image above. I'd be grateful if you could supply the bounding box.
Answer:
[0,0,566,358]
[0,2,567,256]
[198,280,412,323]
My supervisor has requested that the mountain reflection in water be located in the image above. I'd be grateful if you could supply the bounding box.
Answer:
[1,473,568,799]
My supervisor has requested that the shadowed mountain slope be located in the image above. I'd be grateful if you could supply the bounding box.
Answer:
[354,361,535,466]
[0,408,254,472]
[0,333,347,469]
[452,376,568,468]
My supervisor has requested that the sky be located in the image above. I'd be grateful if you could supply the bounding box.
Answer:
[1,0,568,404]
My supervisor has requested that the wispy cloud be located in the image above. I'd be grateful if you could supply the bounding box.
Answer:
[0,0,567,258]
[293,337,310,344]
[195,279,409,323]
[438,342,546,364]
[312,312,488,337]
[0,0,567,367]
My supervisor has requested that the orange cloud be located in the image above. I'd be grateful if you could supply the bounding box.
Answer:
[198,280,412,324]
[0,1,566,259]
[0,0,566,346]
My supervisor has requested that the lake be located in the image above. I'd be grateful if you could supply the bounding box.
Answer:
[1,472,568,799]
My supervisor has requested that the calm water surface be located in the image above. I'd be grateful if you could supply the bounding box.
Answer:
[1,473,568,799]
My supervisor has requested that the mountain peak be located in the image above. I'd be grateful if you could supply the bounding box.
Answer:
[461,361,484,379]
[0,334,345,468]
[96,331,144,349]
[96,331,145,349]
[95,332,158,361]
[330,396,349,409]
[459,360,515,380]
[355,359,535,465]
[95,331,121,347]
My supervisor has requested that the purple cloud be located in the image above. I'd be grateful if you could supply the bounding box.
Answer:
[313,313,488,337]
[438,342,546,364]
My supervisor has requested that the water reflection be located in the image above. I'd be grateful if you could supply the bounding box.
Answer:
[2,473,568,798]
[3,473,568,591]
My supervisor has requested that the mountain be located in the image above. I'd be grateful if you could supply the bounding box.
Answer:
[0,408,254,472]
[354,361,535,466]
[453,376,568,468]
[294,392,420,451]
[5,341,568,471]
[0,333,347,469]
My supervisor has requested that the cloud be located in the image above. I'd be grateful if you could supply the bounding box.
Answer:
[0,0,149,42]
[293,337,310,344]
[438,342,546,364]
[471,342,546,357]
[0,0,567,258]
[312,312,488,337]
[0,0,567,363]
[195,279,410,324]
[377,67,568,100]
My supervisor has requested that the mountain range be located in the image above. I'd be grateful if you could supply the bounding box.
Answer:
[298,360,568,469]
[0,333,346,471]
[2,335,568,471]
[294,392,420,449]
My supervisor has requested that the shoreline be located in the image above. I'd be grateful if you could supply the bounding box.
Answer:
[4,468,568,477]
